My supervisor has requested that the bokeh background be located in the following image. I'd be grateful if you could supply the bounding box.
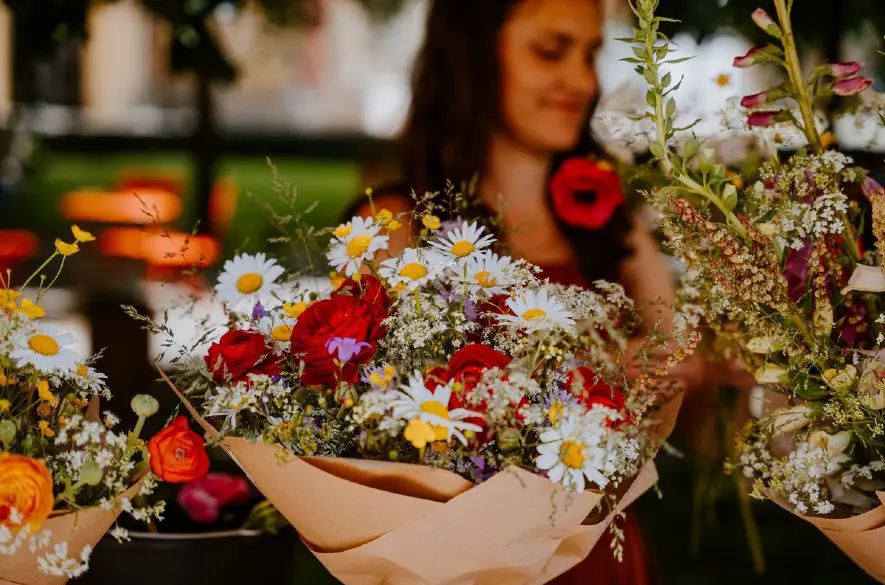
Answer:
[1,0,884,583]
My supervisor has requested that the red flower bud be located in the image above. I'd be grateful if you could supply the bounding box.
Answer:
[833,76,872,97]
[826,62,863,78]
[740,92,769,108]
[733,46,766,68]
[751,9,781,37]
[747,111,782,127]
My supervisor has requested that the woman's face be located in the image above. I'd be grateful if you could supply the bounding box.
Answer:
[497,0,603,153]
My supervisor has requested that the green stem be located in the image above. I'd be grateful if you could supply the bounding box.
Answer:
[19,252,59,292]
[773,0,822,153]
[125,416,146,458]
[38,256,67,302]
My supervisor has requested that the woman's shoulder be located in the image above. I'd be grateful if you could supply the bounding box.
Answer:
[343,181,415,220]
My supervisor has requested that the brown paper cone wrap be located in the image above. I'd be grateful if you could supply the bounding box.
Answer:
[163,370,683,584]
[0,480,143,585]
[773,492,885,584]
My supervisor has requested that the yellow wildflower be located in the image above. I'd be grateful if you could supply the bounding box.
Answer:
[344,398,354,408]
[71,225,95,243]
[383,365,397,381]
[18,299,45,319]
[821,132,836,149]
[333,224,353,239]
[404,419,436,449]
[421,215,441,230]
[37,380,57,406]
[375,209,393,225]
[0,373,7,386]
[386,219,403,232]
[55,240,79,256]
[37,420,55,438]
[283,302,307,319]
[0,399,9,413]
[0,289,20,310]
[329,271,346,290]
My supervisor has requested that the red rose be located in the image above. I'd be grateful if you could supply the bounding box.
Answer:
[567,366,630,428]
[550,158,624,230]
[177,473,251,524]
[148,416,210,483]
[436,345,515,441]
[290,275,390,387]
[205,330,280,384]
[447,344,512,391]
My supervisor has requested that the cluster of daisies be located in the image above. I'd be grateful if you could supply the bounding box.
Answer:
[1,229,160,577]
[170,208,682,497]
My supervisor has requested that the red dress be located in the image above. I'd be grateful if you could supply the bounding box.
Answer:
[537,262,654,585]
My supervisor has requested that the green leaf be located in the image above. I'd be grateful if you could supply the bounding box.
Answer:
[673,119,702,132]
[644,68,657,85]
[646,90,657,107]
[698,148,715,174]
[662,72,672,88]
[649,142,666,160]
[683,136,700,160]
[666,98,677,117]
[664,57,694,65]
[754,209,777,224]
[632,46,646,59]
[621,58,644,64]
[722,184,738,211]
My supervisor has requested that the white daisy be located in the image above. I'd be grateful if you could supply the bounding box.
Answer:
[428,221,495,265]
[326,217,390,276]
[10,324,80,374]
[68,363,110,398]
[215,253,284,309]
[464,252,514,296]
[255,296,311,348]
[536,414,612,492]
[497,289,576,333]
[389,372,483,447]
[378,248,445,291]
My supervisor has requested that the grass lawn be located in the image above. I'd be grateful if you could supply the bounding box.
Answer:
[5,150,361,256]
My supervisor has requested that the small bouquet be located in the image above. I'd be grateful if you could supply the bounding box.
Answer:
[147,186,693,584]
[0,229,165,585]
[626,0,885,580]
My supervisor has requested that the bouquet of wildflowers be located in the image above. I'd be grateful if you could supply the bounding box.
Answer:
[627,0,885,579]
[148,186,692,584]
[0,229,167,584]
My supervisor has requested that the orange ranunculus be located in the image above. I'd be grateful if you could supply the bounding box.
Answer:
[147,416,209,483]
[0,453,55,531]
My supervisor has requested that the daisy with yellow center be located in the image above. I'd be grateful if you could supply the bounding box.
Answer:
[536,414,613,493]
[498,289,576,333]
[326,216,389,277]
[10,325,80,374]
[390,372,483,448]
[428,221,495,265]
[465,252,513,296]
[378,248,444,292]
[215,253,284,309]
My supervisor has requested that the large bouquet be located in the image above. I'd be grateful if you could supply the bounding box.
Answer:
[151,193,692,584]
[625,0,885,580]
[0,229,166,585]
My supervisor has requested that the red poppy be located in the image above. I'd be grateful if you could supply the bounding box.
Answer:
[550,158,624,230]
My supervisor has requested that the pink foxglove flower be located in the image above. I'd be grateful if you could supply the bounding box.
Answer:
[833,76,872,96]
[733,46,766,68]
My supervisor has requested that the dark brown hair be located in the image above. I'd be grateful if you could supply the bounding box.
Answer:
[384,0,632,282]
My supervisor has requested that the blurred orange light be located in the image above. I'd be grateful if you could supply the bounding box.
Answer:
[60,189,182,224]
[99,227,221,268]
[0,230,39,260]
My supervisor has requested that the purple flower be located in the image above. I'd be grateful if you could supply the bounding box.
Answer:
[251,303,269,320]
[464,298,479,322]
[833,76,872,97]
[863,176,885,201]
[733,46,767,68]
[838,302,867,349]
[469,456,497,482]
[325,337,372,363]
[826,62,863,79]
[784,242,814,302]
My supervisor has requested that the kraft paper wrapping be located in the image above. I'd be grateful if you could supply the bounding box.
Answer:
[165,369,683,585]
[0,481,143,585]
[775,492,885,584]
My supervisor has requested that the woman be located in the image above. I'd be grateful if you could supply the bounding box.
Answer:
[353,0,693,582]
